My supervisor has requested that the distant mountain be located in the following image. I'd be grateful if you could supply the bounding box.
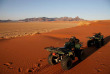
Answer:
[0,16,85,22]
[20,16,84,22]
[0,20,12,22]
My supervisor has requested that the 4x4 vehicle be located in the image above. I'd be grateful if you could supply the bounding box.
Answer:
[87,32,104,48]
[45,37,83,70]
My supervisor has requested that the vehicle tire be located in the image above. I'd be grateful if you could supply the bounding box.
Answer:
[48,54,57,65]
[87,40,92,47]
[61,56,72,70]
[95,40,101,48]
[101,39,104,46]
[78,50,84,61]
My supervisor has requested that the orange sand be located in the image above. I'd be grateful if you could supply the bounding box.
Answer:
[0,20,110,74]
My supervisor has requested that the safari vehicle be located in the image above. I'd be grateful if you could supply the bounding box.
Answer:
[45,39,83,70]
[87,32,104,48]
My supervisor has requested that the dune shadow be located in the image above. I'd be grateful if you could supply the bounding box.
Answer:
[0,38,11,42]
[72,35,110,68]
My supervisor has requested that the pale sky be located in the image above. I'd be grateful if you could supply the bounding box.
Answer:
[0,0,110,20]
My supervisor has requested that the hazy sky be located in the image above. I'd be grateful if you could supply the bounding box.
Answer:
[0,0,110,20]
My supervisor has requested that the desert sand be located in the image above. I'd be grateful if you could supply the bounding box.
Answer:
[0,20,110,74]
[0,21,78,39]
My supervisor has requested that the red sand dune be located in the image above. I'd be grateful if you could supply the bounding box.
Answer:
[0,20,110,74]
